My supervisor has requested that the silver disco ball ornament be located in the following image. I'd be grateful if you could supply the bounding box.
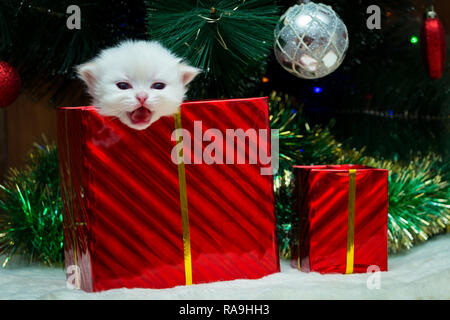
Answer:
[274,2,349,79]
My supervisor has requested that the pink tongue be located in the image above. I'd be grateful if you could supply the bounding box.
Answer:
[130,107,152,124]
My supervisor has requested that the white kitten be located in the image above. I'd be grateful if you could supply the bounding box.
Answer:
[76,40,200,130]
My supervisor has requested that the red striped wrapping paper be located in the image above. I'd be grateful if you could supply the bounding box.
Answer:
[57,97,280,292]
[291,165,388,274]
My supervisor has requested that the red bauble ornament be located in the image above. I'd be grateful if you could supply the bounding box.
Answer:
[0,61,21,108]
[420,8,446,80]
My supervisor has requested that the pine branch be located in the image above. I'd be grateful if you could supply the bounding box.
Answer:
[147,0,280,99]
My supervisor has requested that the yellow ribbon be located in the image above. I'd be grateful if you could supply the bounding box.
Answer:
[345,169,357,274]
[174,111,193,285]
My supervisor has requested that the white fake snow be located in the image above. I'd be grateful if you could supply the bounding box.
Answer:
[0,233,449,300]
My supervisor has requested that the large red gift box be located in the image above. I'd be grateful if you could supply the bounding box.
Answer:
[291,165,388,274]
[57,97,280,292]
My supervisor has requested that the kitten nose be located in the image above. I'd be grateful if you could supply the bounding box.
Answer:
[136,92,148,105]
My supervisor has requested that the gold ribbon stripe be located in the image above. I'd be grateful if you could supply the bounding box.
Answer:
[174,111,193,285]
[345,169,357,274]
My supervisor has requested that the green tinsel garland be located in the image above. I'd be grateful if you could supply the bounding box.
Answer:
[362,154,450,253]
[0,142,63,267]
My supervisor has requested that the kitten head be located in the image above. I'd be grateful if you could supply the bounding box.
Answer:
[76,40,200,130]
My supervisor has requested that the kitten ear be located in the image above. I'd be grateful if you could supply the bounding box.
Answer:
[76,61,98,88]
[179,63,201,85]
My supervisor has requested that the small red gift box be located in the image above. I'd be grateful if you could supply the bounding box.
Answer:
[57,97,280,292]
[291,165,388,274]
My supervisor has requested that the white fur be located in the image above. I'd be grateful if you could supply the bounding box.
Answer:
[76,40,200,130]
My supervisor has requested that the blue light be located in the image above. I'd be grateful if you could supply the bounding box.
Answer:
[313,87,323,94]
[388,110,394,116]
[300,149,304,153]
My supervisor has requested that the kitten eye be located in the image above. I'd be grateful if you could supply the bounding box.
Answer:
[116,82,132,90]
[151,82,166,90]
